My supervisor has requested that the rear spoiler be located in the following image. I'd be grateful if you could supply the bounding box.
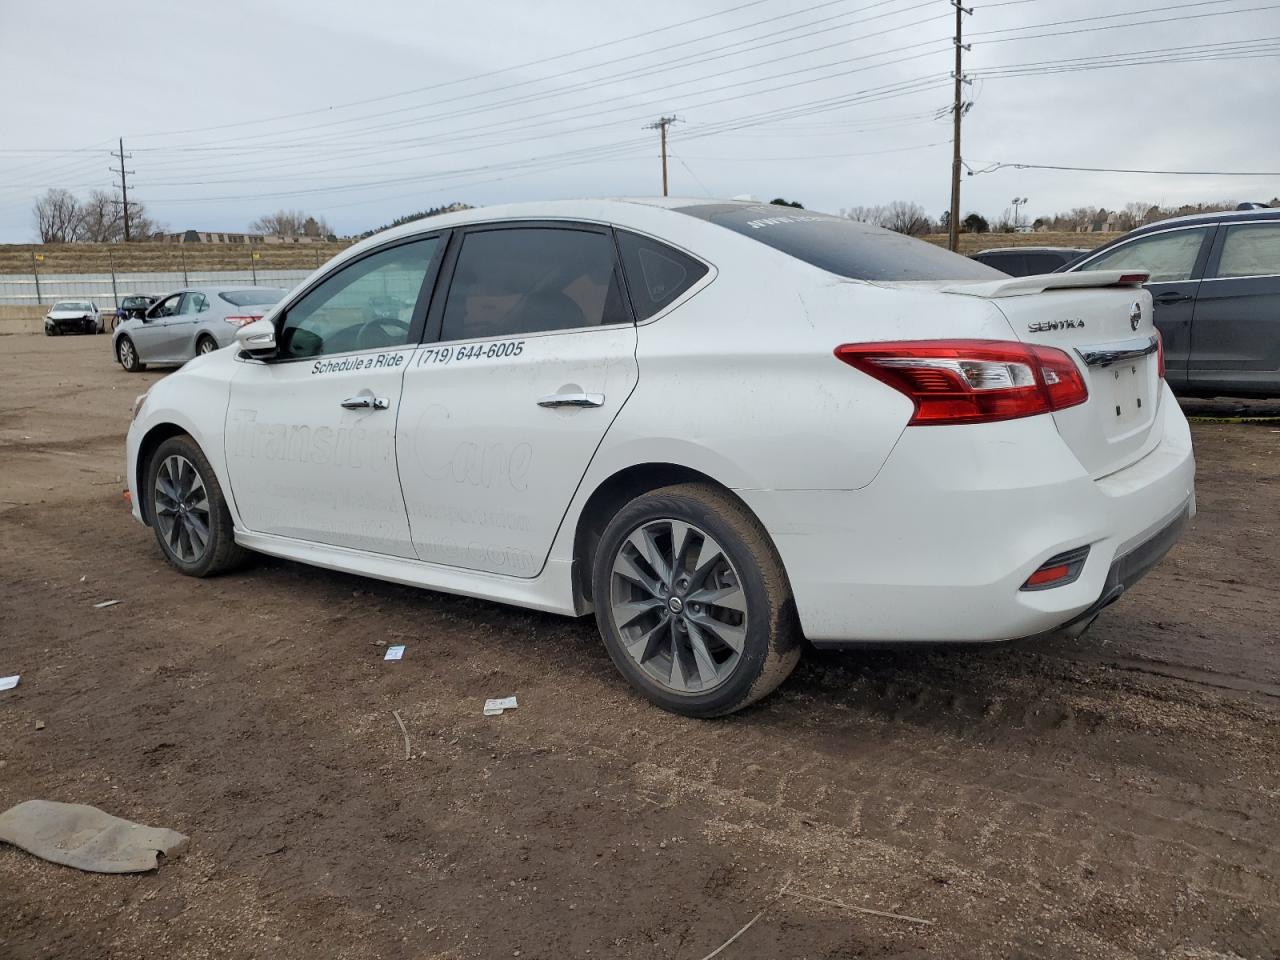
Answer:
[941,270,1149,299]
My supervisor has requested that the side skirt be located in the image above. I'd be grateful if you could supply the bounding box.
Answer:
[233,529,582,617]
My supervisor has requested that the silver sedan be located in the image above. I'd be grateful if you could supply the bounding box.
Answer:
[112,285,286,372]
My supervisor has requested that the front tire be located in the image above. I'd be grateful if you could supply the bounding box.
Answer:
[117,336,144,372]
[144,435,248,577]
[591,482,801,717]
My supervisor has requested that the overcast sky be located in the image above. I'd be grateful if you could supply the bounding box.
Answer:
[1,0,1277,241]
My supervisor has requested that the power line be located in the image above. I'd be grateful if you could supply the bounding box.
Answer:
[974,161,1280,176]
[126,0,782,139]
[974,2,1280,43]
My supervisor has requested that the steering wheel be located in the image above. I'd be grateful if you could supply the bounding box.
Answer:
[355,317,410,350]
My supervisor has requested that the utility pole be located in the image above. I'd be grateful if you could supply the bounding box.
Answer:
[948,2,972,252]
[643,116,679,197]
[111,137,135,242]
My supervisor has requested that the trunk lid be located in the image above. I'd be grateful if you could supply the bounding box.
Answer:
[941,271,1162,478]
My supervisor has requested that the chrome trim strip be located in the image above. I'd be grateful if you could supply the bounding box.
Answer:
[1075,334,1158,367]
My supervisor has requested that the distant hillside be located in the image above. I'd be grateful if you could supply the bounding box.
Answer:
[0,241,353,276]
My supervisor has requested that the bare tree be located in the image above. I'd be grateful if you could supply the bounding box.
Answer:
[883,200,931,236]
[32,188,84,243]
[80,189,125,243]
[841,204,888,227]
[993,206,1016,232]
[251,209,332,237]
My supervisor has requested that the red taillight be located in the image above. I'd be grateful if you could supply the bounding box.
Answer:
[1154,327,1166,379]
[834,339,1089,426]
[223,315,260,327]
[1115,272,1149,285]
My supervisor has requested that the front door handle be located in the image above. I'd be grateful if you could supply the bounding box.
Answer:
[1153,291,1193,304]
[537,391,605,408]
[341,395,390,410]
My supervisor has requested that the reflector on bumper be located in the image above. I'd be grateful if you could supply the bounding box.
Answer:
[1021,545,1090,591]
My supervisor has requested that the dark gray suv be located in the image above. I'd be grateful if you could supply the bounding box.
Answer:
[1066,208,1280,398]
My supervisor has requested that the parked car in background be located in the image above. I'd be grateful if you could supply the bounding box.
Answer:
[124,199,1193,717]
[117,295,156,323]
[971,247,1090,276]
[44,300,102,335]
[1065,207,1280,398]
[112,286,287,372]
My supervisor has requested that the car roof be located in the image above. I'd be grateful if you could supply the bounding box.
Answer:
[1130,206,1280,234]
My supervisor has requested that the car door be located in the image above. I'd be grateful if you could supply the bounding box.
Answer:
[160,291,207,360]
[397,222,639,577]
[1074,225,1215,390]
[1188,219,1280,394]
[133,292,184,362]
[223,235,445,558]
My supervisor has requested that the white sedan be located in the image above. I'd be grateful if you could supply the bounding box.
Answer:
[44,300,102,335]
[125,199,1195,716]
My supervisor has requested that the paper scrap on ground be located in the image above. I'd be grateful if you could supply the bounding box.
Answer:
[384,645,405,661]
[93,600,121,609]
[484,696,518,716]
[0,800,189,874]
[0,676,18,692]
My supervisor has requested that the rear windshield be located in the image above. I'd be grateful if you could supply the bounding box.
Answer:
[676,203,1000,282]
[219,288,285,306]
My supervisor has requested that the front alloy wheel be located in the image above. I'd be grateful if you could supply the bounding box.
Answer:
[592,482,801,717]
[145,435,248,576]
[117,336,142,372]
[153,454,211,564]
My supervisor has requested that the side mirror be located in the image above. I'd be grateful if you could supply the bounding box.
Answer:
[236,317,278,359]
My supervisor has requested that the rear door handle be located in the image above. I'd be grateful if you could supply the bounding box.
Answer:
[1153,291,1193,304]
[340,396,390,410]
[537,391,605,408]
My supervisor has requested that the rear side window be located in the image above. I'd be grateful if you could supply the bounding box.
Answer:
[441,227,629,341]
[1079,227,1209,282]
[676,203,999,281]
[616,230,709,320]
[1214,222,1280,278]
[1024,253,1068,275]
[974,253,1023,275]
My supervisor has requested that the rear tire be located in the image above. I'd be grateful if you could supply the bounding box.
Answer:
[144,435,249,577]
[196,335,218,356]
[591,482,801,717]
[117,336,144,372]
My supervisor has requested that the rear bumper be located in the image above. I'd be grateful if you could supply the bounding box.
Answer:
[739,384,1195,644]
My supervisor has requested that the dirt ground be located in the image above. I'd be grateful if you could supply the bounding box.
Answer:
[1,333,1277,960]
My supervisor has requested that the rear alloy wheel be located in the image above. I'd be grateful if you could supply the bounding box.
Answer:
[145,435,248,577]
[196,336,218,356]
[117,336,144,372]
[592,482,801,717]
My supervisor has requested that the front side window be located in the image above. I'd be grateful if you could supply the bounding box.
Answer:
[1214,222,1280,278]
[441,227,628,341]
[278,237,438,359]
[616,231,708,320]
[152,293,183,318]
[1079,227,1209,283]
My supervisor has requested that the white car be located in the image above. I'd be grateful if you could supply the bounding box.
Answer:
[44,300,102,335]
[125,199,1195,716]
